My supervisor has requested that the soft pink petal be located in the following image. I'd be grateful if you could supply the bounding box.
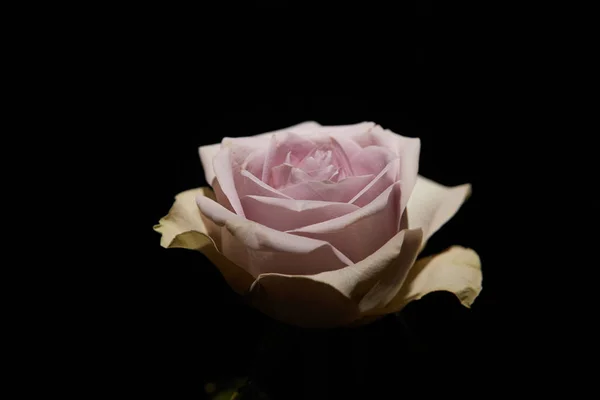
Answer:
[396,134,421,212]
[298,153,321,171]
[317,135,362,159]
[350,145,398,176]
[309,122,376,142]
[329,136,355,175]
[349,132,420,210]
[266,163,338,190]
[240,195,360,231]
[288,181,404,263]
[198,121,320,187]
[270,163,294,188]
[289,167,314,184]
[199,143,221,186]
[238,169,292,200]
[406,175,472,246]
[213,142,294,216]
[212,147,245,216]
[368,125,420,159]
[224,121,321,149]
[307,164,337,181]
[348,158,400,207]
[212,178,235,214]
[196,195,353,276]
[280,174,374,202]
[248,227,423,328]
[261,132,316,185]
[241,148,266,178]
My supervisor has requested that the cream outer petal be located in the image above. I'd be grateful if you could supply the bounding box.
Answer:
[361,246,482,317]
[407,175,472,248]
[152,188,255,295]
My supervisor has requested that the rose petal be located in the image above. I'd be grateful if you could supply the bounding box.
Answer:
[248,227,423,328]
[309,121,376,143]
[288,181,404,263]
[261,132,316,185]
[212,147,245,216]
[350,145,398,176]
[312,134,362,160]
[348,158,400,207]
[241,148,265,178]
[270,163,294,188]
[240,195,359,231]
[198,121,321,186]
[199,144,221,186]
[153,187,255,294]
[212,146,293,217]
[407,175,472,247]
[230,121,321,149]
[238,169,292,200]
[279,174,374,202]
[349,132,420,209]
[362,246,482,317]
[196,195,353,276]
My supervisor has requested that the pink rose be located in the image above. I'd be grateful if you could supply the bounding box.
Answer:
[154,121,482,328]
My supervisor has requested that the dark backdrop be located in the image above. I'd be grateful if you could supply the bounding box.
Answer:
[128,3,512,399]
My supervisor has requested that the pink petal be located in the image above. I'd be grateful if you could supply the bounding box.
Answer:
[261,132,316,185]
[198,121,320,187]
[307,165,338,181]
[298,154,321,171]
[247,227,423,328]
[369,125,421,161]
[288,181,405,263]
[280,174,374,202]
[350,133,420,210]
[238,169,292,200]
[240,195,360,231]
[241,148,266,178]
[225,121,321,149]
[199,143,221,186]
[196,194,353,276]
[312,122,376,142]
[350,145,398,176]
[289,167,313,184]
[213,142,294,217]
[348,158,401,207]
[270,163,294,188]
[406,175,472,246]
[321,135,362,159]
[212,147,245,216]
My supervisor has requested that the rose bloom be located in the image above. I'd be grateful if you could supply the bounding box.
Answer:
[154,121,482,328]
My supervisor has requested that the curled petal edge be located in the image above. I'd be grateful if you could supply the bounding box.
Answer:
[246,227,423,328]
[153,187,255,295]
[361,246,483,318]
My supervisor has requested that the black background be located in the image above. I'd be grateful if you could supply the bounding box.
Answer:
[128,3,516,399]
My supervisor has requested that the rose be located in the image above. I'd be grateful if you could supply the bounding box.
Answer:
[154,121,482,328]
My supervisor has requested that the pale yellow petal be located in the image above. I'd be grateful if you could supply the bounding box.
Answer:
[153,187,254,294]
[362,246,482,317]
[407,175,472,250]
